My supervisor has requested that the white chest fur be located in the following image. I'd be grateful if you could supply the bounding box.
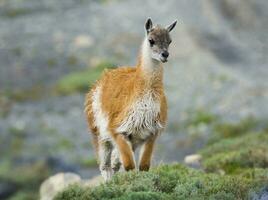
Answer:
[116,92,163,139]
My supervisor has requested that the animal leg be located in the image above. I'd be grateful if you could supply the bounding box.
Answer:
[98,140,113,181]
[112,134,136,171]
[111,148,121,173]
[139,135,157,171]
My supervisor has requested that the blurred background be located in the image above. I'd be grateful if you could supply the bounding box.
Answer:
[0,0,268,199]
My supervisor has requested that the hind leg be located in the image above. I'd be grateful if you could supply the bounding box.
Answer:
[98,140,113,181]
[111,148,121,173]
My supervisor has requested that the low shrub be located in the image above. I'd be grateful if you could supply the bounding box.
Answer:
[54,164,268,200]
[200,131,268,173]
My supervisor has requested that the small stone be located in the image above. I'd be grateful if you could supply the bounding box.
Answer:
[40,173,81,200]
[184,154,202,166]
[73,35,94,48]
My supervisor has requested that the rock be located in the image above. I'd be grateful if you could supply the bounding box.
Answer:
[40,173,81,200]
[73,35,94,49]
[184,154,202,168]
[40,173,104,200]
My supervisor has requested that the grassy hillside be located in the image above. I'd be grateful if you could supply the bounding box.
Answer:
[199,118,268,174]
[54,119,268,200]
[54,163,268,200]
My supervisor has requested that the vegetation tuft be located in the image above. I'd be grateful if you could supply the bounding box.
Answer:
[53,117,268,200]
[54,164,268,200]
[208,117,258,144]
[55,61,116,95]
[200,131,268,174]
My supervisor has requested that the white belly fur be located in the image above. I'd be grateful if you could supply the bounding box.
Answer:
[92,87,163,143]
[116,92,164,140]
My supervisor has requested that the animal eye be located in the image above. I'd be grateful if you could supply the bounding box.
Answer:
[148,39,155,46]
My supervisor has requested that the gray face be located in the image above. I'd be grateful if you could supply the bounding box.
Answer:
[145,19,177,63]
[148,26,172,63]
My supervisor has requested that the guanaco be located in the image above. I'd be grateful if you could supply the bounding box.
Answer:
[85,18,177,180]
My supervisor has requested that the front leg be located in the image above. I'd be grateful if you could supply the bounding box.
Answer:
[112,134,136,171]
[139,134,157,171]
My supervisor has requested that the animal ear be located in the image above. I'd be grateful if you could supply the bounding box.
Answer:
[166,20,177,32]
[145,18,153,33]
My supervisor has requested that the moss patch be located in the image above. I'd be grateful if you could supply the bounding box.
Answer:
[199,116,268,174]
[1,61,116,102]
[55,61,116,95]
[208,117,258,144]
[200,132,268,173]
[54,164,268,200]
[80,158,98,168]
[186,109,218,127]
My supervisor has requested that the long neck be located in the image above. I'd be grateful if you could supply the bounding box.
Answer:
[137,38,163,83]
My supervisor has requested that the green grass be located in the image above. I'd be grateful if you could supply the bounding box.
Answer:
[200,131,268,174]
[187,109,218,126]
[57,138,74,149]
[55,61,116,95]
[1,61,116,102]
[168,109,218,134]
[54,164,268,200]
[199,117,268,174]
[208,117,258,144]
[80,158,98,168]
[50,117,268,200]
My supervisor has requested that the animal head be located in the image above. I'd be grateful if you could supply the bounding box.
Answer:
[145,18,177,63]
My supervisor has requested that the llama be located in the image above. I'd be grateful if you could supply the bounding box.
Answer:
[85,18,177,180]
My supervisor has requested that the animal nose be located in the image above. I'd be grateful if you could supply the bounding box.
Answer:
[161,51,169,58]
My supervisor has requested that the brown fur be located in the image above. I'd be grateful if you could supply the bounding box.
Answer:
[85,58,167,170]
[84,19,176,174]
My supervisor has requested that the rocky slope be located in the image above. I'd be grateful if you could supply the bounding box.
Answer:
[0,0,268,199]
